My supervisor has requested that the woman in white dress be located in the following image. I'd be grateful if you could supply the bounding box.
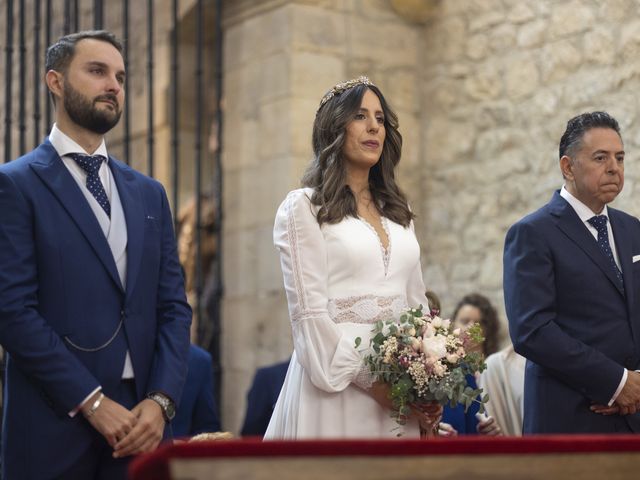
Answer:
[265,77,440,439]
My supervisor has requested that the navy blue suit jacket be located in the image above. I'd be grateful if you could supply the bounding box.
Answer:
[172,344,221,437]
[504,191,640,433]
[0,141,192,478]
[241,359,289,437]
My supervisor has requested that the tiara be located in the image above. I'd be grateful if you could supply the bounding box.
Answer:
[317,76,375,114]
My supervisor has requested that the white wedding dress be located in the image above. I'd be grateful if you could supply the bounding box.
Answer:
[264,188,429,439]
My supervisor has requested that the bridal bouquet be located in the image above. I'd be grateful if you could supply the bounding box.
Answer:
[355,306,488,429]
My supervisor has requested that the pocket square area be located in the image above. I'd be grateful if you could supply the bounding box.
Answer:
[633,255,640,263]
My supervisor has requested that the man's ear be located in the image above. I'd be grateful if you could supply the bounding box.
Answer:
[560,155,574,181]
[45,70,63,103]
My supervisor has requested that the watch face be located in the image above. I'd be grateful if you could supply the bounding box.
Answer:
[166,402,176,420]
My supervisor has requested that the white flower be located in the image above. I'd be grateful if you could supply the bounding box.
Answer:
[422,334,447,360]
[431,316,443,328]
[453,328,461,336]
[423,324,435,338]
[433,362,446,376]
[442,318,451,330]
[410,337,421,352]
[405,326,416,337]
[446,353,459,364]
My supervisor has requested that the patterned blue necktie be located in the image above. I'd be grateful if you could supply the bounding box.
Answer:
[588,215,623,288]
[69,153,111,217]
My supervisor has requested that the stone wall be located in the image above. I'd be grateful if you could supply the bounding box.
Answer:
[418,0,640,335]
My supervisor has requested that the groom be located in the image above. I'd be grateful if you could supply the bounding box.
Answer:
[0,31,191,479]
[504,111,640,433]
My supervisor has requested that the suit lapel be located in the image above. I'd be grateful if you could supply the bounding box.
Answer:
[30,142,124,292]
[549,191,625,297]
[609,210,635,317]
[109,159,144,301]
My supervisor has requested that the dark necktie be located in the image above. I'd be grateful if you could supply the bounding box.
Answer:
[69,153,111,217]
[588,215,623,288]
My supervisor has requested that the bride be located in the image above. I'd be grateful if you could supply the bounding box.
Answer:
[265,77,440,439]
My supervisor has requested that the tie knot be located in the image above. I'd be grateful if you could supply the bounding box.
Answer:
[588,215,608,233]
[70,153,105,175]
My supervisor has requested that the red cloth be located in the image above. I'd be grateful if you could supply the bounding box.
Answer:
[129,435,640,480]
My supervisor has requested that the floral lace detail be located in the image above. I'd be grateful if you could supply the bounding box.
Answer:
[359,217,392,276]
[286,193,307,311]
[328,294,407,325]
[353,362,374,390]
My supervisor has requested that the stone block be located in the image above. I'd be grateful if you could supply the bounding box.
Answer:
[540,40,583,84]
[423,118,475,164]
[291,52,344,99]
[424,16,467,63]
[257,98,291,160]
[561,67,613,107]
[549,0,595,39]
[517,20,547,48]
[464,64,503,101]
[473,101,515,130]
[291,4,346,54]
[583,27,615,65]
[349,16,419,67]
[489,24,517,53]
[466,33,490,61]
[621,19,640,62]
[224,5,291,70]
[451,261,481,283]
[598,0,640,22]
[396,112,420,168]
[475,127,528,158]
[223,228,258,298]
[507,3,536,24]
[290,97,318,158]
[469,11,505,33]
[504,53,540,99]
[256,223,284,294]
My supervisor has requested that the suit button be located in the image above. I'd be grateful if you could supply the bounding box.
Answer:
[120,309,125,317]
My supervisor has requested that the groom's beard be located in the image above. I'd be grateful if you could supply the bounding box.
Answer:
[63,79,122,134]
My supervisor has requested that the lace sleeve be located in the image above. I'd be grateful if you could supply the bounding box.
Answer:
[274,189,366,392]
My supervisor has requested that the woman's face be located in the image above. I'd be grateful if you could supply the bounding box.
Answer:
[342,89,386,171]
[453,304,482,330]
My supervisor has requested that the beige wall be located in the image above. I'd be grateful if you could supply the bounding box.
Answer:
[418,0,640,325]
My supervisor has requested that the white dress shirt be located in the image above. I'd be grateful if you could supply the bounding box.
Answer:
[559,186,626,406]
[49,124,134,415]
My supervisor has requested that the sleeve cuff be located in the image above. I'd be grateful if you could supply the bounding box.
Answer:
[608,369,627,406]
[352,362,374,390]
[69,386,102,418]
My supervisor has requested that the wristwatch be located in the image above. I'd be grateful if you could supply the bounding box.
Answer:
[147,392,176,422]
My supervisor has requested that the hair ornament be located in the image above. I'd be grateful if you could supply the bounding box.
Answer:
[317,76,375,114]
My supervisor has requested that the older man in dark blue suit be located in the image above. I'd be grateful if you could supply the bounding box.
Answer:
[0,31,191,479]
[504,111,640,433]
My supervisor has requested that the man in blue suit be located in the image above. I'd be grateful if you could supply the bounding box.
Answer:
[172,344,221,437]
[504,111,640,433]
[241,359,289,437]
[0,31,191,478]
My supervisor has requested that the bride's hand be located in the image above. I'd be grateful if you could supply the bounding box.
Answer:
[366,381,394,410]
[411,402,443,432]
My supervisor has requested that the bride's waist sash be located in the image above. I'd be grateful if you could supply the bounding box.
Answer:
[327,294,406,325]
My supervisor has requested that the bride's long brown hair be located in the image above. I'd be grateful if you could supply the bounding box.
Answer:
[301,83,414,227]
